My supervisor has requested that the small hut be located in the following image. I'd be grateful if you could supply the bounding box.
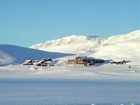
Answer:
[23,58,54,66]
[111,60,126,65]
[23,60,34,65]
[68,56,104,66]
[36,58,54,66]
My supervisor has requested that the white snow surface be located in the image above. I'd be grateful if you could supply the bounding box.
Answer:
[0,64,139,80]
[31,30,140,66]
[0,50,16,65]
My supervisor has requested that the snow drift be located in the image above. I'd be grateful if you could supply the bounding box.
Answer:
[31,30,140,65]
[0,45,71,66]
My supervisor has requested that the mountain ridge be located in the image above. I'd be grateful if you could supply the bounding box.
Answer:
[31,30,140,66]
[31,30,140,53]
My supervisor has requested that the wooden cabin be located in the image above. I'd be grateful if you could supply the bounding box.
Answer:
[23,58,54,66]
[35,58,53,66]
[23,60,34,65]
[111,60,126,65]
[68,56,88,66]
[68,56,104,66]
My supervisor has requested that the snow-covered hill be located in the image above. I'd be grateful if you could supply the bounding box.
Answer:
[31,30,140,66]
[31,35,102,54]
[0,45,71,66]
[91,30,140,65]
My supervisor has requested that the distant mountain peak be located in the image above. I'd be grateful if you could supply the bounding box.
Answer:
[31,30,140,53]
[31,34,102,53]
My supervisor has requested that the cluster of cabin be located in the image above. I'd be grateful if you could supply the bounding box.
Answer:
[23,56,105,67]
[23,58,54,66]
[67,56,104,66]
[23,56,127,67]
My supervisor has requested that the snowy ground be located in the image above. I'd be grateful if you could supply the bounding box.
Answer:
[0,64,139,80]
[0,78,140,105]
[0,63,140,105]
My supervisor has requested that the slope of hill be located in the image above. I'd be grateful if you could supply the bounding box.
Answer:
[0,45,71,66]
[31,35,102,54]
[31,30,140,53]
[31,30,140,65]
[92,30,140,65]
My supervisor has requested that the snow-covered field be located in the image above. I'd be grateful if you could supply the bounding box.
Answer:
[0,61,139,105]
[0,78,140,105]
[0,63,139,105]
[0,63,139,80]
